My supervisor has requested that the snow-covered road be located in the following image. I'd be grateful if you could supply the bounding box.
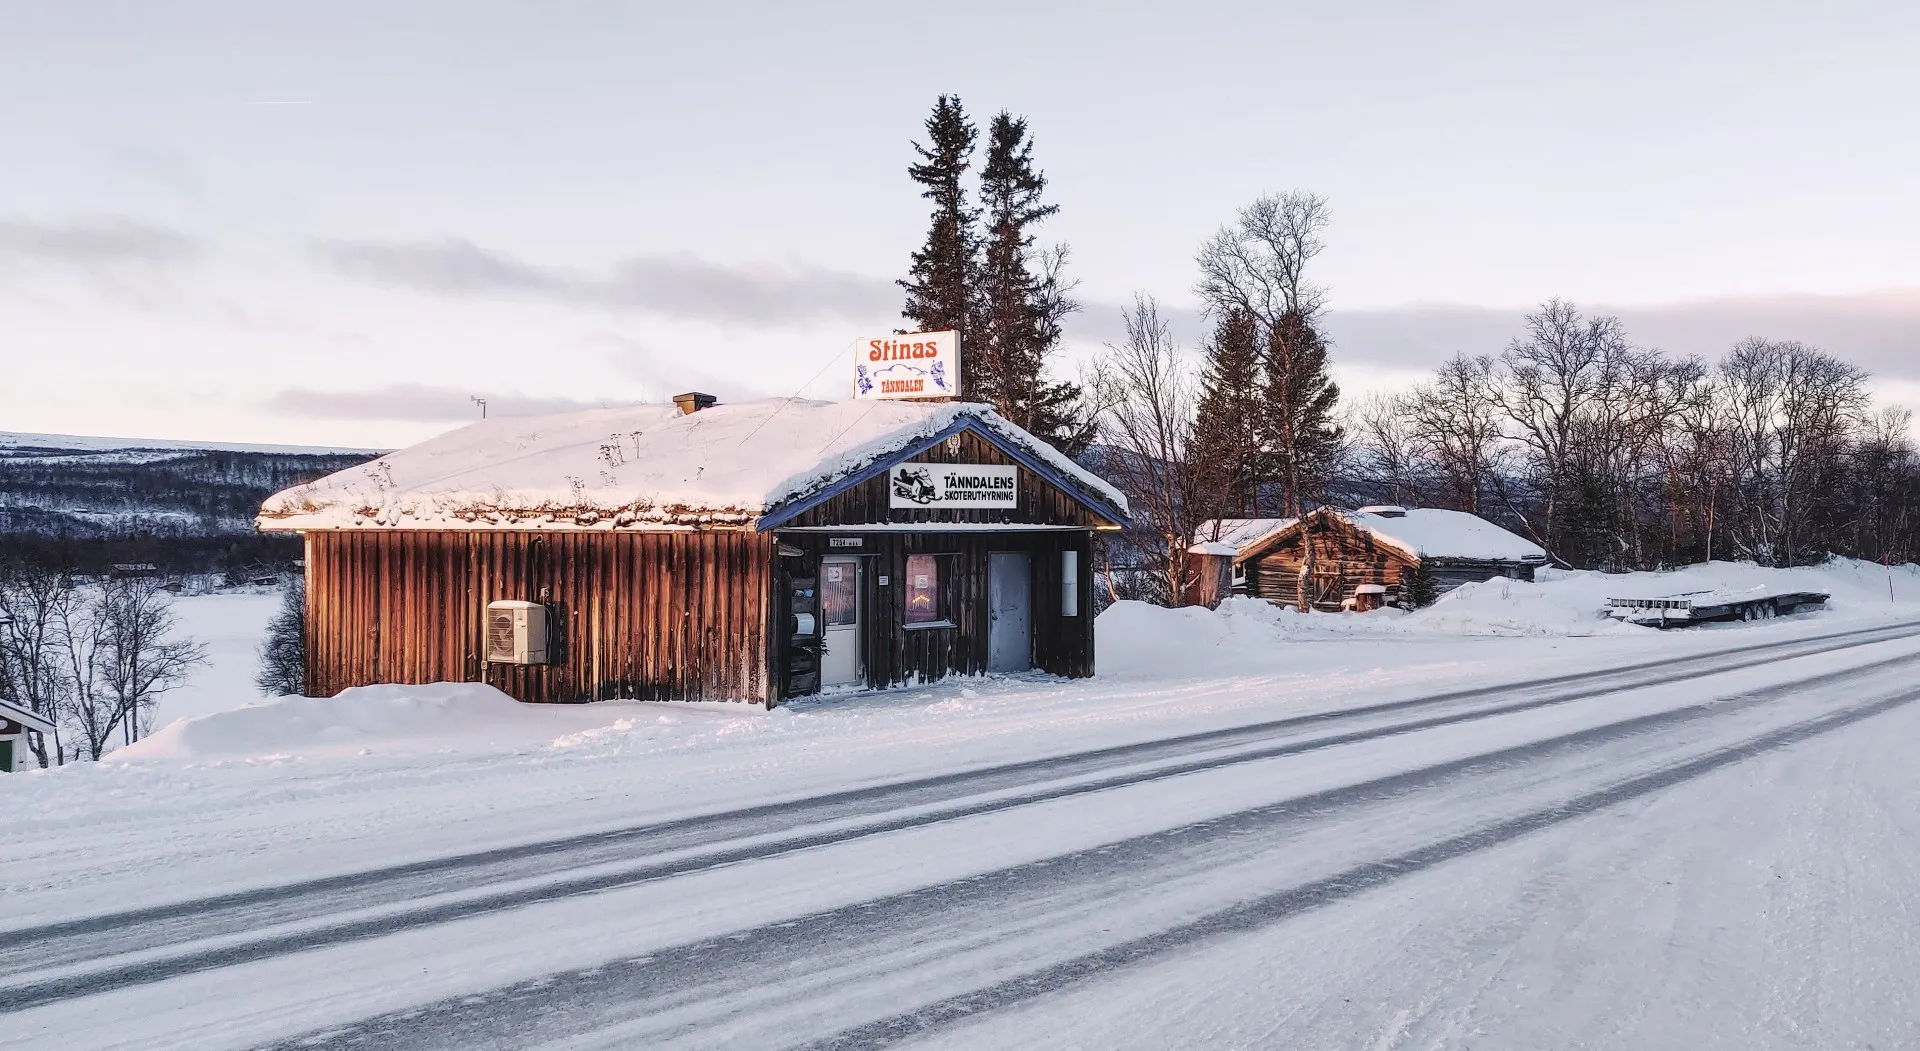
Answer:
[5,616,1920,1050]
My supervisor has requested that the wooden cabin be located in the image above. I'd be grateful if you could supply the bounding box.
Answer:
[257,397,1128,707]
[1,697,54,772]
[1192,506,1548,611]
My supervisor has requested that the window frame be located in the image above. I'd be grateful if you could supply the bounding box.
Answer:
[901,552,955,630]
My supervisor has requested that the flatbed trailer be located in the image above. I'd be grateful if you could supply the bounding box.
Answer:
[1607,587,1829,627]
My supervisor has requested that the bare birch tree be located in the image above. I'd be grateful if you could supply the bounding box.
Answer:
[1088,296,1221,606]
[97,577,206,747]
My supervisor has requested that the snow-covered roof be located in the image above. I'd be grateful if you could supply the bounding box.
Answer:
[1339,508,1546,562]
[1311,507,1548,563]
[1,696,56,735]
[257,399,1126,532]
[1232,507,1547,564]
[1191,518,1296,553]
[1188,541,1241,557]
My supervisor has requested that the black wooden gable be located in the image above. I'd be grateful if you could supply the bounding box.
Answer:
[756,414,1126,531]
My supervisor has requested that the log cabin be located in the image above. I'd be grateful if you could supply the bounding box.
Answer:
[1190,506,1548,611]
[256,397,1129,707]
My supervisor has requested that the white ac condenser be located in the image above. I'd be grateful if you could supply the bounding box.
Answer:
[485,600,550,665]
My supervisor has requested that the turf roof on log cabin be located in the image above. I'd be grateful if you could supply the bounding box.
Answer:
[256,399,1126,533]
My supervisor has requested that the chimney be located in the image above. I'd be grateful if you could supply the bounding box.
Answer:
[672,391,717,415]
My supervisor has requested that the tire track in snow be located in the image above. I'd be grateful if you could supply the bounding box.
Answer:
[247,661,1920,1050]
[5,618,1916,999]
[805,688,1920,1051]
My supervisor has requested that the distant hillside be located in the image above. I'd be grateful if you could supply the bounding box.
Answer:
[0,431,381,572]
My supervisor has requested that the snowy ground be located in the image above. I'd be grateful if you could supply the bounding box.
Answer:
[157,591,280,728]
[4,559,1920,1049]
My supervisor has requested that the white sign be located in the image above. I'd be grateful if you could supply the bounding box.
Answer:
[888,463,1017,509]
[855,330,960,400]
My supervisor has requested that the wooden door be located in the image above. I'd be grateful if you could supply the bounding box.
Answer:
[988,552,1032,672]
[820,557,863,687]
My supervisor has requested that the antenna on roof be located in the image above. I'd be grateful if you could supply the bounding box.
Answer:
[735,338,860,447]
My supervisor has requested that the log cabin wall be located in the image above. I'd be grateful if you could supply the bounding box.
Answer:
[1427,560,1537,590]
[1244,520,1540,610]
[304,529,773,703]
[1244,520,1420,611]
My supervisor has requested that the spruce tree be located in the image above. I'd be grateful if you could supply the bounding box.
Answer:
[256,576,306,696]
[899,96,979,356]
[1189,309,1265,515]
[1261,310,1344,516]
[974,110,1086,452]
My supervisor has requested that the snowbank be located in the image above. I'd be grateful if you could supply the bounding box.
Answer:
[119,683,625,762]
[101,559,1920,766]
[1096,557,1920,677]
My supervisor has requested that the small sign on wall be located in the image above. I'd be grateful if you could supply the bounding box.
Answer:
[888,463,1018,509]
[854,331,960,400]
[829,537,863,547]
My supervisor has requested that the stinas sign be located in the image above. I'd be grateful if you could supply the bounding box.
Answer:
[888,464,1017,509]
[855,330,959,400]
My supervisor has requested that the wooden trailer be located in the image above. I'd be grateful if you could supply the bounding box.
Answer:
[258,397,1128,706]
[1193,506,1548,611]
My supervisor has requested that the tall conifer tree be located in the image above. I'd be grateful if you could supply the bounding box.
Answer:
[900,96,979,352]
[975,110,1086,452]
[1261,310,1344,515]
[1189,309,1265,515]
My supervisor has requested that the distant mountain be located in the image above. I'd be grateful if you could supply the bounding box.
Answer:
[0,431,381,572]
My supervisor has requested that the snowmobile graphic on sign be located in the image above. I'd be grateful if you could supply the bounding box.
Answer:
[888,464,1018,509]
[854,330,960,400]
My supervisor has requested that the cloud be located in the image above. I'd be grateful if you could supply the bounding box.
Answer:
[265,384,622,422]
[0,216,201,267]
[313,237,899,327]
[1071,288,1920,383]
[312,235,1920,384]
[1321,289,1920,382]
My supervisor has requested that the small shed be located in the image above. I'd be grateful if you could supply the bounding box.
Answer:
[257,397,1128,706]
[1193,506,1548,611]
[1,697,54,772]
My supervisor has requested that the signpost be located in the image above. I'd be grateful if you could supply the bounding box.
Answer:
[854,330,960,400]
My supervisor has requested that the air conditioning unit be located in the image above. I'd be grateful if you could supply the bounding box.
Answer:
[486,600,550,665]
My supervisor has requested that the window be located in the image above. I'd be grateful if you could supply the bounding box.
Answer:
[1061,550,1079,617]
[904,553,951,627]
[821,561,858,627]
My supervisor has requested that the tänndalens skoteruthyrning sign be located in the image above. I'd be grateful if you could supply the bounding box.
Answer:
[855,330,959,400]
[888,464,1017,509]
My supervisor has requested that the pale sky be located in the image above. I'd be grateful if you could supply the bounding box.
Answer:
[3,1,1918,448]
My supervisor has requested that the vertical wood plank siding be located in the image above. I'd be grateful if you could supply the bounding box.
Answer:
[772,529,1094,695]
[768,431,1106,696]
[1245,520,1536,610]
[304,530,772,703]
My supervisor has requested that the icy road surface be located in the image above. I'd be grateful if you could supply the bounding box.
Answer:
[4,621,1920,1049]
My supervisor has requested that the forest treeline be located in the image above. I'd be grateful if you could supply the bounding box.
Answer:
[0,445,373,573]
[890,97,1920,605]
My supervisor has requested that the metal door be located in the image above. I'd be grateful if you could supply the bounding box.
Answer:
[988,552,1032,672]
[819,557,863,687]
